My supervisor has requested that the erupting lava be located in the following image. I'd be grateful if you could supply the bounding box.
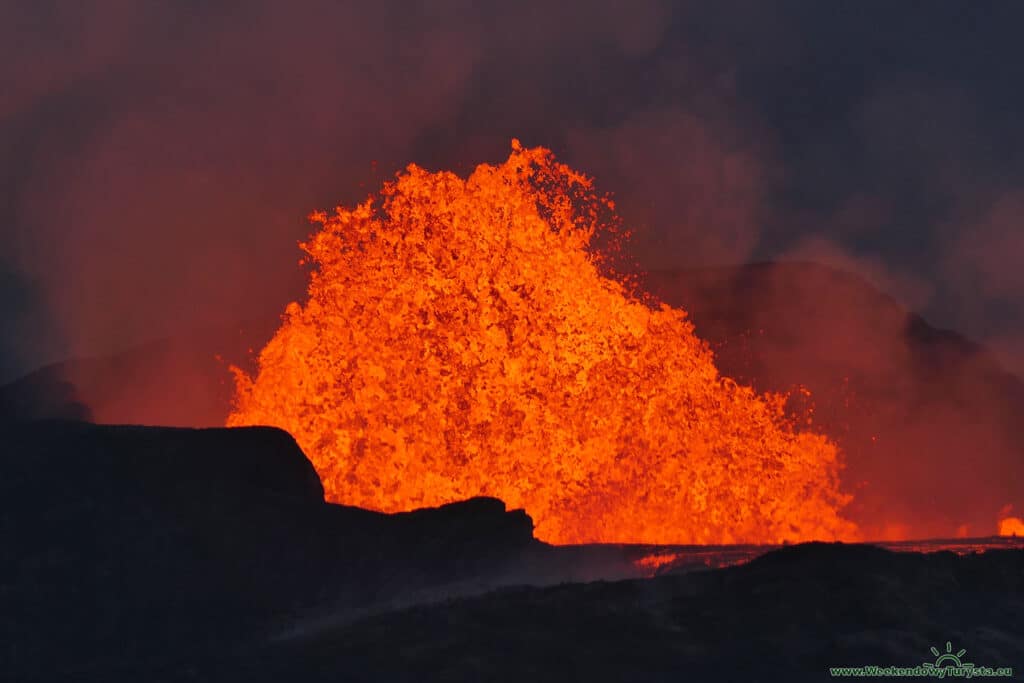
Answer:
[228,141,857,545]
[1000,517,1024,537]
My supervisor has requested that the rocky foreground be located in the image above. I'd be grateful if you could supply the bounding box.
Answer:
[231,543,1024,683]
[2,420,1022,682]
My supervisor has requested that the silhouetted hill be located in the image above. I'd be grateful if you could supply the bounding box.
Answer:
[0,421,537,681]
[643,262,1024,539]
[0,368,92,422]
[0,318,279,427]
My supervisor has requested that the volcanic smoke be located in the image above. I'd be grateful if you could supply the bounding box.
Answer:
[228,141,858,545]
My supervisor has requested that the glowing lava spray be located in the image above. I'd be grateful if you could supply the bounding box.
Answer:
[228,141,857,544]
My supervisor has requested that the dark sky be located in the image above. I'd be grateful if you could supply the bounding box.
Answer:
[3,1,1024,380]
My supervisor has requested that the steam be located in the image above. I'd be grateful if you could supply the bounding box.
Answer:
[567,106,769,269]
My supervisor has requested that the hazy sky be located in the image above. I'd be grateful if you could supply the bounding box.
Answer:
[3,1,1024,379]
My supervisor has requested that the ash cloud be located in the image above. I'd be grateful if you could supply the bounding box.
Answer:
[0,0,684,379]
[6,1,1021,379]
[567,105,770,269]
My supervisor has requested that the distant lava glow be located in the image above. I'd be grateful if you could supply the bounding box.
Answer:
[228,141,858,545]
[999,517,1024,536]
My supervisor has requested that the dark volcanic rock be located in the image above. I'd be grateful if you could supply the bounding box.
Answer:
[2,421,1022,682]
[205,543,1024,683]
[0,421,536,682]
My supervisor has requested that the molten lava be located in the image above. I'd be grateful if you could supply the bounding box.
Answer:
[228,141,857,544]
[635,552,687,572]
[999,517,1024,537]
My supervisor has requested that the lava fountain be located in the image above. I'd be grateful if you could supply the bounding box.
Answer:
[228,141,858,545]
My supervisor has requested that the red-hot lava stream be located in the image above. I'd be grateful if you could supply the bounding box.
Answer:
[228,141,859,545]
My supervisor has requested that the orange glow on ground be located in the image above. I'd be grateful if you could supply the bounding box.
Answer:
[635,552,686,572]
[228,141,858,545]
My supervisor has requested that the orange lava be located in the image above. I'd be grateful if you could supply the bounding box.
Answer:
[999,517,1024,536]
[635,552,686,572]
[228,141,857,545]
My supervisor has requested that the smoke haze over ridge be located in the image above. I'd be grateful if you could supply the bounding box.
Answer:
[4,1,1024,381]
